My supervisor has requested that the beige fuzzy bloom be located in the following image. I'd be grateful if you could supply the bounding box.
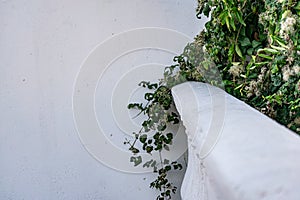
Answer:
[297,80,300,91]
[295,117,300,125]
[228,63,243,77]
[282,66,292,81]
[292,65,300,75]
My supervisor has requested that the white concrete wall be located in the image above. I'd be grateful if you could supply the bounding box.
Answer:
[0,1,206,199]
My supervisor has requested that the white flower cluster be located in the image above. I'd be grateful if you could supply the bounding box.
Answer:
[297,80,300,91]
[245,67,267,97]
[258,7,277,28]
[282,65,300,82]
[228,62,243,77]
[280,13,297,39]
[246,81,259,97]
[293,65,300,75]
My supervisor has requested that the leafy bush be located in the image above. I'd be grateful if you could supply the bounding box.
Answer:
[126,0,300,199]
[197,0,300,132]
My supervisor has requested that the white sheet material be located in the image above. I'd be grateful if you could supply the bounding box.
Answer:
[171,82,300,200]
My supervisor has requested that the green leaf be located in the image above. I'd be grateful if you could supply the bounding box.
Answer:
[240,37,251,47]
[271,74,282,86]
[270,44,286,51]
[157,124,166,131]
[144,93,154,101]
[254,61,269,66]
[235,44,243,58]
[247,48,254,55]
[271,65,279,74]
[143,159,153,168]
[164,159,169,165]
[248,73,258,79]
[164,145,170,151]
[273,36,288,48]
[138,81,150,88]
[148,83,158,89]
[146,146,153,153]
[153,132,160,140]
[139,134,147,143]
[130,156,142,166]
[240,27,246,36]
[295,1,300,10]
[151,160,157,168]
[219,10,228,25]
[258,48,279,54]
[127,103,143,110]
[228,43,235,62]
[166,133,173,140]
[203,3,211,16]
[165,165,171,171]
[258,53,272,60]
[129,146,140,154]
[252,40,261,48]
[229,18,236,31]
[235,11,246,26]
[178,163,183,170]
[225,17,231,31]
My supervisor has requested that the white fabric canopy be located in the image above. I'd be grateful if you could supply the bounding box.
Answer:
[172,82,300,200]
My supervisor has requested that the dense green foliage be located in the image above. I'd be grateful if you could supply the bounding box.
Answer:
[197,0,300,132]
[126,0,300,199]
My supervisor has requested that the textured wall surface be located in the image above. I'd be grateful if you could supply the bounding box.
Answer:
[0,1,206,199]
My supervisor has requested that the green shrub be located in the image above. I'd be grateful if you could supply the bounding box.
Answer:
[126,0,300,199]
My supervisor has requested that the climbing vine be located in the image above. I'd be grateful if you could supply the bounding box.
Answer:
[125,43,208,200]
